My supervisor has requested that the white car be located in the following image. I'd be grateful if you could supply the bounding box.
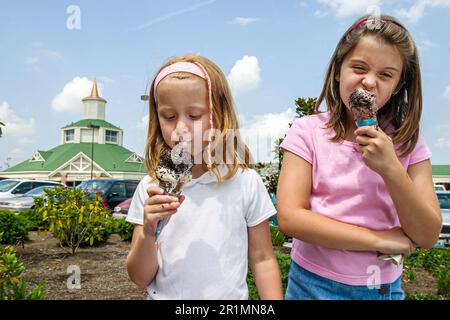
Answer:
[437,191,450,244]
[0,179,63,199]
[0,185,63,212]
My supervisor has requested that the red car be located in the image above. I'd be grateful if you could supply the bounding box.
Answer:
[112,198,132,219]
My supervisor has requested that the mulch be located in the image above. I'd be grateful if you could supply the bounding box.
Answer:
[13,231,445,300]
[16,231,147,300]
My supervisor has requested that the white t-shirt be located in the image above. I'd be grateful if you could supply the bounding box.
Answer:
[126,166,276,300]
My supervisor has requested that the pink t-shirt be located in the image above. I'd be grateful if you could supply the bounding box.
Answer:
[280,112,432,286]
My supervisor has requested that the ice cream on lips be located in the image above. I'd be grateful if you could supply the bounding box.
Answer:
[348,88,378,129]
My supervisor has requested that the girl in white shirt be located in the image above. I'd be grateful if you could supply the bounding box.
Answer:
[126,54,282,300]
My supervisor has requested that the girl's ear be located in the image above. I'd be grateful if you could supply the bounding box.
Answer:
[335,72,340,82]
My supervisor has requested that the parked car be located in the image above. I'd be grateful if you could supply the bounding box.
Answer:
[0,179,64,199]
[76,179,139,210]
[0,184,64,212]
[113,198,132,219]
[435,184,446,191]
[437,191,450,244]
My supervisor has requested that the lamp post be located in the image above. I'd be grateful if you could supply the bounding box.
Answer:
[87,124,100,180]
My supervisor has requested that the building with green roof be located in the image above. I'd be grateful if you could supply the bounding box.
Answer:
[432,165,450,189]
[1,80,146,186]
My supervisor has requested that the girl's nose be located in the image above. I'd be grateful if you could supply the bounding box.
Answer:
[361,74,376,90]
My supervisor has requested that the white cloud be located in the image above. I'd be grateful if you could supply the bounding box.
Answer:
[316,0,382,18]
[0,148,29,169]
[232,17,260,25]
[397,0,450,22]
[443,85,450,100]
[417,39,436,51]
[314,9,329,17]
[51,77,96,113]
[0,101,36,140]
[227,56,261,95]
[239,108,296,163]
[129,0,217,32]
[24,56,39,65]
[435,137,450,148]
[138,115,149,130]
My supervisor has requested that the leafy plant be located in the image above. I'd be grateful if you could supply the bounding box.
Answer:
[34,187,114,254]
[404,248,450,298]
[270,226,287,247]
[247,250,291,300]
[0,233,46,300]
[0,210,29,245]
[18,208,49,232]
[259,97,318,195]
[113,218,134,241]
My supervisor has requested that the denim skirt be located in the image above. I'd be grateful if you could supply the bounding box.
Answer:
[285,260,405,300]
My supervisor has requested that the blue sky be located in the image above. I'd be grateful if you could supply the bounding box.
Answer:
[1,0,449,168]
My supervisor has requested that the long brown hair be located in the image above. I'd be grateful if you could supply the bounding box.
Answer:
[145,54,253,183]
[316,14,422,157]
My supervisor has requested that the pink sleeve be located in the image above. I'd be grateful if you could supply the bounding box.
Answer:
[409,135,432,165]
[280,116,313,164]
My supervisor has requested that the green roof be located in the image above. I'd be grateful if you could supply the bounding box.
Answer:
[3,143,145,173]
[432,165,450,175]
[38,150,53,160]
[62,119,121,130]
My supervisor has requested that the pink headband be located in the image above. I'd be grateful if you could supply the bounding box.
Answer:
[154,62,207,96]
[153,61,214,169]
[347,18,405,34]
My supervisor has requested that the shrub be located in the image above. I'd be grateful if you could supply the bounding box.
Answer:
[270,226,287,247]
[34,187,114,254]
[437,271,450,296]
[113,218,134,241]
[404,247,450,298]
[247,250,291,300]
[0,210,29,245]
[18,208,49,232]
[0,233,46,300]
[406,292,438,300]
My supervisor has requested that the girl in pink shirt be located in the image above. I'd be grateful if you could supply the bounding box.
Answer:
[277,14,442,300]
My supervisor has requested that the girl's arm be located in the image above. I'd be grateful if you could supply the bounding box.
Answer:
[126,225,159,288]
[127,186,182,288]
[248,220,283,300]
[277,151,414,255]
[376,158,441,248]
[355,127,442,248]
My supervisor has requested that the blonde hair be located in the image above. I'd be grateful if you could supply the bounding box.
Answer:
[316,14,422,157]
[145,54,253,183]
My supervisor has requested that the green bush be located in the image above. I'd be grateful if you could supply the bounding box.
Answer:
[405,292,438,300]
[247,250,291,300]
[34,188,114,254]
[0,210,29,245]
[276,251,291,294]
[404,248,450,298]
[18,208,49,232]
[113,218,134,241]
[270,226,287,247]
[0,233,46,300]
[437,271,450,296]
